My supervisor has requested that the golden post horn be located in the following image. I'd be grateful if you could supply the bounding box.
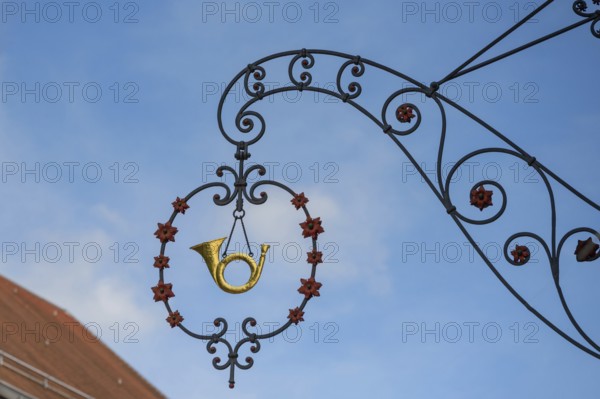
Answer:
[190,237,270,294]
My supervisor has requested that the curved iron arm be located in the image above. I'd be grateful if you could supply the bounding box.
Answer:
[213,1,600,360]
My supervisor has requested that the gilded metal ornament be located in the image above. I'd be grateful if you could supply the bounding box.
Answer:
[190,237,271,294]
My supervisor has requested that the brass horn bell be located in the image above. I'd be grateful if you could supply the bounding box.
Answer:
[190,237,270,294]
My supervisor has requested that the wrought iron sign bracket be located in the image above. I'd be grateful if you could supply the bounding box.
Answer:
[152,1,600,388]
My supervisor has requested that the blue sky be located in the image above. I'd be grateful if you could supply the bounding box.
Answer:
[1,1,600,397]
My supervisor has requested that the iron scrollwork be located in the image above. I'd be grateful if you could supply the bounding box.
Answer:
[153,1,600,387]
[153,161,325,388]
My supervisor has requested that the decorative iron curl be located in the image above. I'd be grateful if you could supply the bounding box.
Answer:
[288,50,315,88]
[234,110,266,146]
[572,0,600,38]
[554,227,600,353]
[336,56,365,101]
[503,232,552,267]
[557,227,600,262]
[573,0,600,18]
[244,64,267,99]
[593,18,600,38]
[381,88,425,136]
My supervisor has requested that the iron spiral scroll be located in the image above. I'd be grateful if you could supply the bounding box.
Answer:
[153,1,600,387]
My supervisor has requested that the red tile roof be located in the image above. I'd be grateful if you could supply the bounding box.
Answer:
[0,275,166,399]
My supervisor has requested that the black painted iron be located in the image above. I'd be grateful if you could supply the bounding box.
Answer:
[154,1,600,387]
